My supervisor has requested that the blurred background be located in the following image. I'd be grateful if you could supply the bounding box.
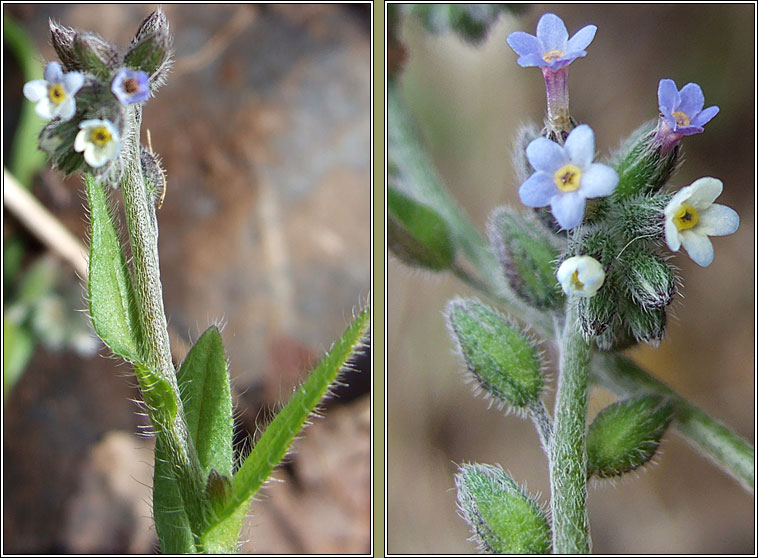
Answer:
[388,3,754,554]
[4,4,370,553]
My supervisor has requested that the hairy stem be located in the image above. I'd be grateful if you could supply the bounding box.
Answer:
[528,399,553,455]
[119,106,206,533]
[550,303,591,553]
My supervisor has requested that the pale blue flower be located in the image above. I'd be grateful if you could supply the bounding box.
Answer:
[111,68,150,105]
[507,13,596,71]
[664,177,739,267]
[22,61,84,121]
[519,125,618,229]
[657,79,719,136]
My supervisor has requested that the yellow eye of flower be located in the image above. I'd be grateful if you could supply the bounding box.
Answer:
[542,49,566,62]
[672,111,690,127]
[673,204,699,231]
[570,270,584,290]
[90,126,113,146]
[554,164,582,192]
[48,84,66,104]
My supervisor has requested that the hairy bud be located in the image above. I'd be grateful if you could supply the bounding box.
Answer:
[455,463,551,554]
[49,20,80,72]
[124,8,173,92]
[73,32,119,79]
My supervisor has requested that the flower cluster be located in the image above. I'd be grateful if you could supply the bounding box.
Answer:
[501,13,739,349]
[22,11,171,181]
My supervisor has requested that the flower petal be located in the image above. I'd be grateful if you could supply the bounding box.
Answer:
[580,163,618,198]
[23,80,47,102]
[44,61,63,83]
[692,105,719,127]
[519,172,557,207]
[536,13,568,51]
[551,192,585,229]
[57,96,77,121]
[680,230,714,267]
[685,177,723,209]
[62,71,84,95]
[556,258,575,284]
[677,82,705,115]
[657,79,679,113]
[74,129,88,153]
[664,219,681,251]
[564,124,595,168]
[34,98,55,119]
[697,204,739,237]
[507,31,541,57]
[566,24,597,52]
[517,53,549,68]
[526,137,565,172]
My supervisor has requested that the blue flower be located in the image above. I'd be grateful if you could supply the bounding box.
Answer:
[519,125,618,229]
[657,79,719,136]
[111,68,150,105]
[22,61,84,121]
[506,13,596,71]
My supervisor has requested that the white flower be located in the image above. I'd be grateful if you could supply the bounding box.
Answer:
[664,177,739,267]
[23,61,83,121]
[74,119,121,168]
[556,255,605,297]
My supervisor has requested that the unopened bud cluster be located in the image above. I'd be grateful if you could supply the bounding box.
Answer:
[23,10,171,187]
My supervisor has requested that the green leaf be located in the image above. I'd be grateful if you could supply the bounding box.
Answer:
[388,186,455,271]
[134,363,178,424]
[153,435,198,554]
[3,314,35,398]
[216,306,370,527]
[176,326,234,479]
[587,394,675,478]
[455,463,551,554]
[86,174,142,362]
[446,298,544,409]
[487,207,563,310]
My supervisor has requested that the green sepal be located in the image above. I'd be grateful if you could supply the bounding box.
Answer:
[455,463,551,554]
[176,326,234,479]
[73,32,118,80]
[200,472,248,554]
[609,193,671,243]
[153,435,198,554]
[587,395,675,478]
[611,121,680,200]
[388,186,455,271]
[85,173,142,362]
[124,9,172,91]
[487,207,563,310]
[446,298,543,409]
[624,296,667,347]
[215,306,370,529]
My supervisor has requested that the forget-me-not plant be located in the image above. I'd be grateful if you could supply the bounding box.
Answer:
[21,10,369,554]
[387,7,749,555]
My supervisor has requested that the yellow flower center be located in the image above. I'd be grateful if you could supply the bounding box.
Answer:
[542,49,566,62]
[570,270,585,290]
[554,164,582,192]
[673,204,699,231]
[672,111,690,127]
[90,126,113,146]
[48,84,66,105]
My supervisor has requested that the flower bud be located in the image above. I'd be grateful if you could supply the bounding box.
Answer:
[388,186,455,271]
[610,121,680,200]
[140,145,167,208]
[624,298,667,347]
[124,9,173,92]
[622,245,676,310]
[487,207,563,310]
[446,298,544,410]
[73,32,120,80]
[49,19,80,72]
[587,395,674,478]
[455,463,551,554]
[609,193,670,242]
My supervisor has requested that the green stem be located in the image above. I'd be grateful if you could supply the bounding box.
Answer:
[118,106,206,534]
[550,302,591,554]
